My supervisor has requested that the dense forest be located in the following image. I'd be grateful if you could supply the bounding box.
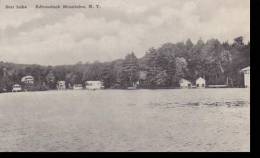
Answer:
[0,36,250,92]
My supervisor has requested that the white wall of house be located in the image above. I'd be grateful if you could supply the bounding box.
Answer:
[73,84,83,90]
[244,73,250,88]
[196,77,206,88]
[57,81,66,90]
[241,67,250,88]
[12,84,22,92]
[85,81,104,90]
[179,79,191,88]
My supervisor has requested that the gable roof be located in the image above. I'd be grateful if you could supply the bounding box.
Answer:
[196,77,205,81]
[241,66,250,71]
[179,78,191,83]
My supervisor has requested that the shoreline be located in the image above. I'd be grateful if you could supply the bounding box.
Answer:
[0,87,250,95]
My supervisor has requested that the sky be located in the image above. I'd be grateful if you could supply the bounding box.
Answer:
[0,0,250,65]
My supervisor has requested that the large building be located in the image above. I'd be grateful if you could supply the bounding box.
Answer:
[21,75,34,84]
[21,75,34,91]
[241,66,250,88]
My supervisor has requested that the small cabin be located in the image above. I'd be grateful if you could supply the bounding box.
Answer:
[73,84,83,90]
[12,84,22,92]
[57,81,66,90]
[85,81,104,90]
[241,66,250,88]
[196,77,206,88]
[179,78,192,88]
[21,75,34,84]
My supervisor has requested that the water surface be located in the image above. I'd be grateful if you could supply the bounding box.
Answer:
[0,88,250,151]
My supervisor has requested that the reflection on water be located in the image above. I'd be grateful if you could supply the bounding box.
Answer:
[145,88,249,109]
[150,100,249,109]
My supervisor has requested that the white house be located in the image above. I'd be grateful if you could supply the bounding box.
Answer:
[196,77,206,88]
[57,81,66,90]
[21,75,34,84]
[12,84,22,92]
[85,81,104,90]
[73,84,83,90]
[179,78,192,88]
[241,66,250,88]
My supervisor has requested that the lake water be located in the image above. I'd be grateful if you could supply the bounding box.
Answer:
[0,88,250,151]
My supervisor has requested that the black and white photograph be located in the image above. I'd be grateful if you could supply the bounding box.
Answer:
[0,0,250,152]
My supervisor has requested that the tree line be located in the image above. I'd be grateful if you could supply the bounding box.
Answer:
[0,36,250,92]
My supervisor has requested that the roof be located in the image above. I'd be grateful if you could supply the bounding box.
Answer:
[22,75,33,78]
[241,66,250,71]
[21,75,34,81]
[179,78,191,83]
[196,77,205,81]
